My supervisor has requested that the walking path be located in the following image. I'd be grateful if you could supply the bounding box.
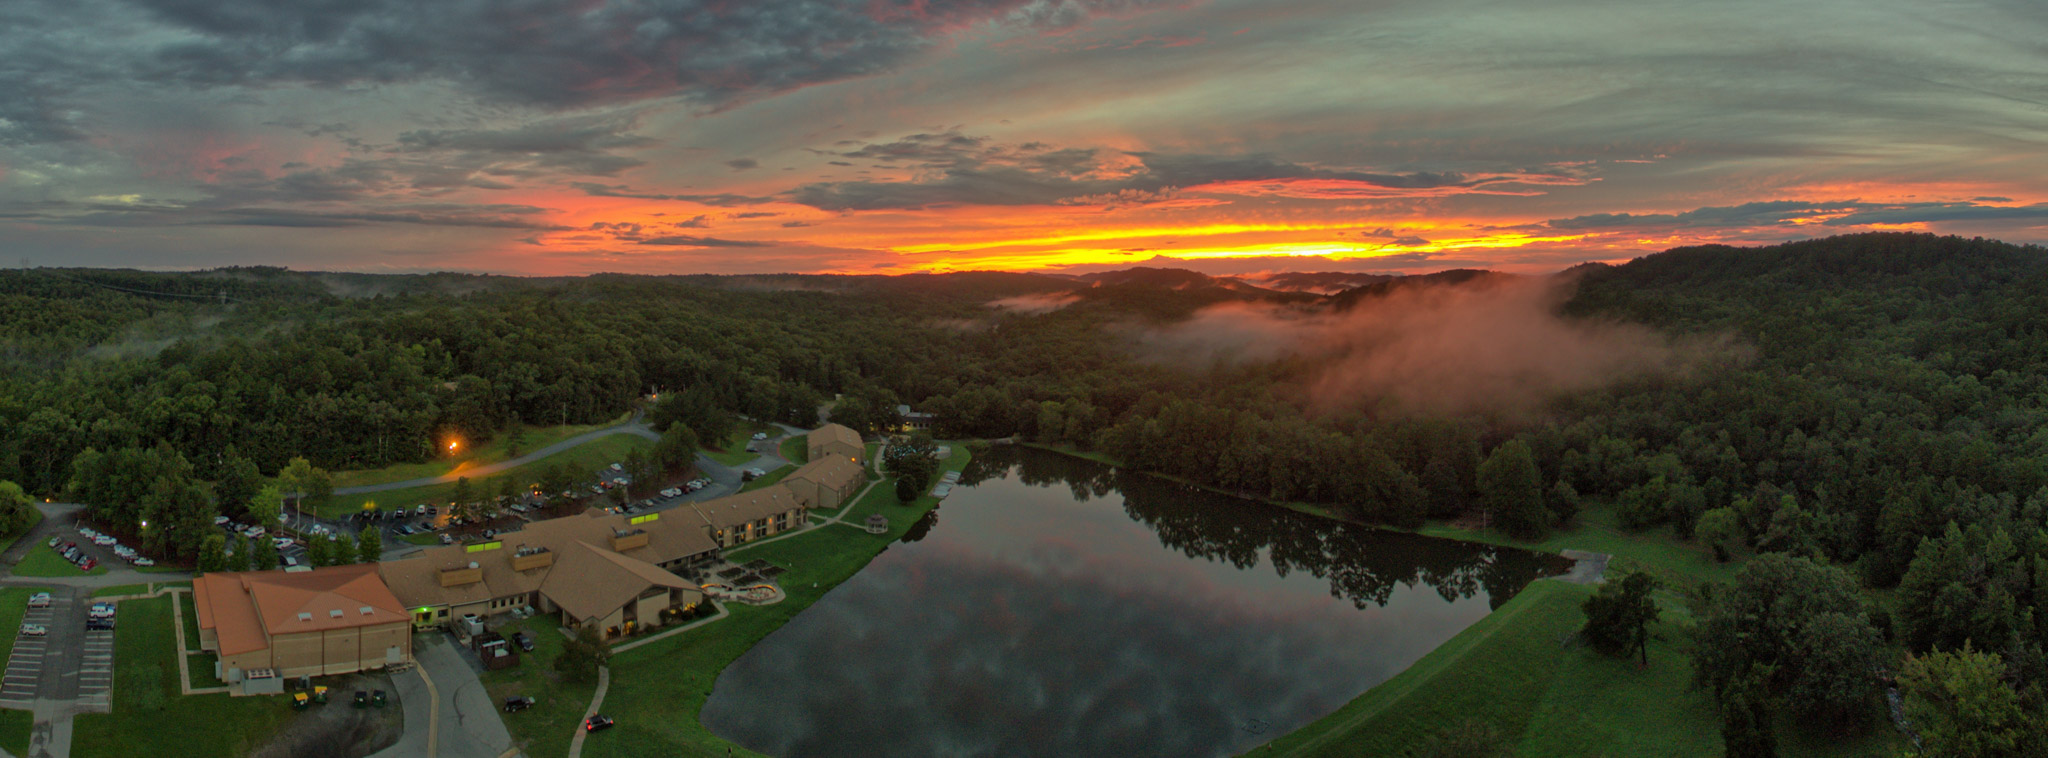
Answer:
[563,667,609,758]
[336,413,659,495]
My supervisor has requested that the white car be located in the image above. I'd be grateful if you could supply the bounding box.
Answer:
[132,558,154,567]
[92,535,116,546]
[27,593,50,609]
[609,463,623,472]
[751,432,768,440]
[271,537,294,549]
[78,527,98,539]
[18,624,44,637]
[112,546,135,558]
[243,526,265,538]
[212,515,230,526]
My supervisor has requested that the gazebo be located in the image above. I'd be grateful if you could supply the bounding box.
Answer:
[864,514,889,534]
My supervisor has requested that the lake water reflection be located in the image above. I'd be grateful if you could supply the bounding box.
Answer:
[701,446,1568,757]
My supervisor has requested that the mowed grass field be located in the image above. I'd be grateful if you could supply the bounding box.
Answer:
[1246,579,1905,758]
[319,434,654,518]
[72,595,298,758]
[12,545,107,577]
[0,585,46,752]
[329,413,635,490]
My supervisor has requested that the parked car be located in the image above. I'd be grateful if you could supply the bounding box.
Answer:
[583,715,614,732]
[439,534,453,545]
[44,536,58,548]
[272,537,294,549]
[132,558,154,567]
[18,624,44,637]
[282,555,299,567]
[503,696,535,713]
[78,558,96,571]
[609,463,623,472]
[88,602,114,619]
[513,631,534,652]
[92,535,116,546]
[78,527,98,539]
[27,593,50,609]
[751,432,768,440]
[86,619,113,631]
[212,515,230,526]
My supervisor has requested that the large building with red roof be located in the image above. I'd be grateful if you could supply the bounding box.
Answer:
[191,565,413,691]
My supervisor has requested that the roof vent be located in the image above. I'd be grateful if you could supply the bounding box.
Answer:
[297,612,313,622]
[468,561,479,570]
[329,609,343,618]
[359,606,374,615]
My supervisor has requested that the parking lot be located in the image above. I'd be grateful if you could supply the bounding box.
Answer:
[0,588,115,711]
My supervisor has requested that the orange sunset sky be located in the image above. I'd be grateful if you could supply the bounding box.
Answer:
[3,0,2046,276]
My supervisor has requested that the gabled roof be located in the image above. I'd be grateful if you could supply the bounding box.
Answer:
[195,565,409,656]
[379,507,719,613]
[784,456,866,506]
[690,484,804,531]
[539,542,699,624]
[808,423,863,453]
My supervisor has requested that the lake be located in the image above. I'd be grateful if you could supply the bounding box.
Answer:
[701,446,1569,757]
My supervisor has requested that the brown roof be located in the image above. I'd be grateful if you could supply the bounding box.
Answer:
[689,484,805,531]
[808,423,863,453]
[379,508,719,613]
[539,542,700,624]
[195,566,409,656]
[783,456,866,507]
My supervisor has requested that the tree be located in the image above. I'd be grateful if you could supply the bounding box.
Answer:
[1720,663,1780,758]
[886,431,941,493]
[1582,570,1660,666]
[246,483,283,531]
[356,528,382,564]
[1696,507,1744,562]
[451,477,474,518]
[214,453,264,519]
[1899,644,2033,758]
[140,476,214,559]
[196,533,226,573]
[623,448,654,496]
[0,481,34,538]
[1477,440,1546,538]
[652,424,698,473]
[555,625,612,684]
[277,457,332,514]
[306,534,329,567]
[895,475,921,503]
[1694,554,1883,727]
[225,535,250,572]
[252,538,278,571]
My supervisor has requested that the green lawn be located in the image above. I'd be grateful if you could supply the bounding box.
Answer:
[1418,507,1741,592]
[778,436,807,465]
[179,591,203,652]
[579,446,968,758]
[481,617,598,758]
[330,413,635,489]
[738,465,794,493]
[318,434,655,518]
[72,596,299,757]
[399,532,441,546]
[13,546,108,576]
[0,710,29,758]
[91,583,151,598]
[864,443,882,481]
[702,422,776,467]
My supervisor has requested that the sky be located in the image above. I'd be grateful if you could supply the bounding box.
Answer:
[4,0,2048,276]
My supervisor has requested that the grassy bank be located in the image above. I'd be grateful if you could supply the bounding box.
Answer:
[73,596,297,757]
[0,510,43,558]
[318,434,654,518]
[13,546,108,576]
[778,435,807,465]
[482,618,599,758]
[330,413,635,489]
[738,465,794,493]
[702,422,777,467]
[577,444,969,758]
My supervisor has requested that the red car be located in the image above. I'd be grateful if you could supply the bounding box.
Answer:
[583,715,614,732]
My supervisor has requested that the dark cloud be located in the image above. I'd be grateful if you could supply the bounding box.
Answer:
[110,0,1179,111]
[569,182,772,207]
[729,211,781,219]
[1544,199,2048,231]
[637,235,772,248]
[725,158,759,171]
[395,115,656,176]
[788,132,1584,210]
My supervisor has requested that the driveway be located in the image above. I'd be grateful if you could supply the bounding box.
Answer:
[370,635,518,758]
[337,413,658,496]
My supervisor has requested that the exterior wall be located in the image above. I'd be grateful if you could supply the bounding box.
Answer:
[813,440,863,464]
[198,627,219,653]
[232,623,414,681]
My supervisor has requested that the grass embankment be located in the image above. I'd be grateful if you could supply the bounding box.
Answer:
[175,591,227,689]
[1018,443,1905,757]
[574,445,968,758]
[778,436,807,465]
[864,443,882,481]
[73,596,296,757]
[702,422,777,467]
[482,618,599,758]
[319,434,655,518]
[738,466,794,493]
[13,546,108,577]
[329,413,635,490]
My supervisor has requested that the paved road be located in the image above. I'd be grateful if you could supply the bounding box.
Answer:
[336,414,659,496]
[370,634,518,758]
